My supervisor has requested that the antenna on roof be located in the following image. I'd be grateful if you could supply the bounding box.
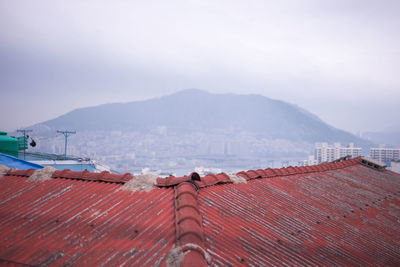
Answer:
[57,130,76,159]
[17,129,32,160]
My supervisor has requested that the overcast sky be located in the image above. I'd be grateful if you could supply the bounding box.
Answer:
[1,0,399,133]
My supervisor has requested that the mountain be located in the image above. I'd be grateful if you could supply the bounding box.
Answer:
[40,89,371,145]
[26,89,374,174]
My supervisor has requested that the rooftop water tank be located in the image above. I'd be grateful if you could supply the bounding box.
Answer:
[0,132,18,158]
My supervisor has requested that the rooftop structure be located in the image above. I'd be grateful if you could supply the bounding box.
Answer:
[314,142,362,164]
[19,151,111,173]
[0,131,110,172]
[0,157,399,266]
[0,131,28,158]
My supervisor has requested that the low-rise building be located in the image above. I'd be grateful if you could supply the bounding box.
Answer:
[299,155,318,166]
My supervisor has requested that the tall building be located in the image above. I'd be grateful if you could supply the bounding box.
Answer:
[314,142,362,164]
[370,144,400,163]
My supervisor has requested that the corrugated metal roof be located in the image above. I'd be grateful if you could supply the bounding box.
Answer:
[1,157,400,266]
[198,163,400,266]
[0,175,175,266]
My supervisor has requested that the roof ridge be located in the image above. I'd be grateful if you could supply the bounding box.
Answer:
[156,157,362,188]
[173,181,209,266]
[5,168,133,183]
[4,157,362,187]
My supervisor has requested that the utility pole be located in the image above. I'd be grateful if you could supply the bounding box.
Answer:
[57,130,76,158]
[17,129,32,160]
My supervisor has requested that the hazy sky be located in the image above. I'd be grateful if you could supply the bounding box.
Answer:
[1,0,399,133]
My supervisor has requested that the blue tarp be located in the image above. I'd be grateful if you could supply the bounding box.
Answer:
[0,153,43,170]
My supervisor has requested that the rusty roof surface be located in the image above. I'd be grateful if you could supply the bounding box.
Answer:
[1,157,400,266]
[198,163,400,266]
[0,175,175,266]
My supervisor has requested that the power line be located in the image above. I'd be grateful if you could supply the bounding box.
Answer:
[56,130,76,158]
[17,129,32,160]
[37,134,60,141]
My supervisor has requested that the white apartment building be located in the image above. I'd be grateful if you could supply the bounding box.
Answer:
[370,144,400,163]
[314,142,362,164]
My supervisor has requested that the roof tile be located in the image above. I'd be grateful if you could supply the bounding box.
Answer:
[315,165,323,171]
[174,182,207,266]
[286,166,297,175]
[48,169,132,183]
[157,175,190,187]
[198,174,219,186]
[247,169,262,179]
[293,166,302,173]
[254,169,267,177]
[7,168,35,177]
[216,173,230,183]
[236,171,251,180]
[198,173,231,187]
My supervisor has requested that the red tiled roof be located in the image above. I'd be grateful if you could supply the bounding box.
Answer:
[1,157,400,266]
[198,163,400,266]
[174,182,209,266]
[0,175,175,266]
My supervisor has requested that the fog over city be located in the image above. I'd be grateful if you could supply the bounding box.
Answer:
[1,0,399,134]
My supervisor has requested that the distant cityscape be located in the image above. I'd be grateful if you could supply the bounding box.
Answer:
[22,129,312,176]
[300,142,400,173]
[3,127,397,175]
